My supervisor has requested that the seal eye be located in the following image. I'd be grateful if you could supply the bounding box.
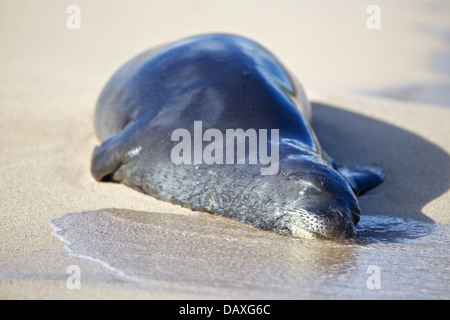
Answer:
[298,180,321,192]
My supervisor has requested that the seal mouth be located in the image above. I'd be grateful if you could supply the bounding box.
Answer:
[290,225,327,240]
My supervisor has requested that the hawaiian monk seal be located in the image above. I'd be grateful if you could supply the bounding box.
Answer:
[91,34,385,239]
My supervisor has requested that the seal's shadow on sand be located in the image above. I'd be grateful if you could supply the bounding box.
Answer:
[311,102,450,224]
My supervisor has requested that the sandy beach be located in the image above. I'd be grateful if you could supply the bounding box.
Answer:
[1,0,449,299]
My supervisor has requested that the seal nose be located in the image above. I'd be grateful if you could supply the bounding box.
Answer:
[351,207,361,226]
[324,207,358,239]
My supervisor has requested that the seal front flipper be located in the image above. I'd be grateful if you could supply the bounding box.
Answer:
[337,165,386,196]
[91,120,141,182]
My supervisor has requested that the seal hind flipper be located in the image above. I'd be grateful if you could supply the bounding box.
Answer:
[91,120,140,182]
[337,165,386,196]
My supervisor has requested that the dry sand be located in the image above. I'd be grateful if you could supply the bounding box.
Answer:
[0,0,449,299]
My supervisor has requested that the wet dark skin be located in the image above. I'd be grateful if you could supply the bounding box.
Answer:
[91,34,385,239]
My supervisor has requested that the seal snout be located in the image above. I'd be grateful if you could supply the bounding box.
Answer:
[290,206,359,240]
[290,169,361,239]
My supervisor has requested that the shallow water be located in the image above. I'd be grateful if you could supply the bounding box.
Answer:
[51,209,449,299]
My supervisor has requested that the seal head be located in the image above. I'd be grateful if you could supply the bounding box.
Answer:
[283,156,361,239]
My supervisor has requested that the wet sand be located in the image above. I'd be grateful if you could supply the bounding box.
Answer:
[49,209,449,299]
[0,0,449,299]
